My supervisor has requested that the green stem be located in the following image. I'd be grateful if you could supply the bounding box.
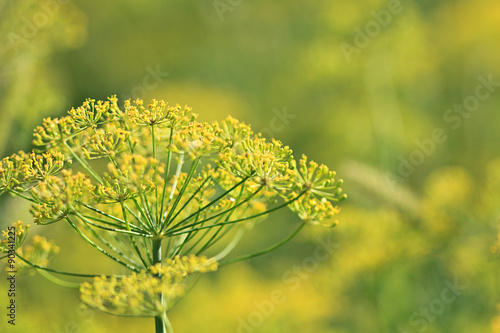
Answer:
[196,185,246,255]
[132,197,156,231]
[123,121,136,154]
[63,141,102,183]
[124,203,152,231]
[121,202,150,269]
[66,217,140,272]
[214,227,245,261]
[7,189,38,203]
[79,215,149,236]
[81,213,144,233]
[151,125,157,160]
[152,237,168,333]
[195,224,225,256]
[163,157,200,226]
[166,174,212,227]
[170,211,202,257]
[219,222,306,266]
[38,270,81,288]
[16,254,99,277]
[151,125,160,224]
[180,223,212,255]
[78,201,127,224]
[162,312,174,333]
[168,190,307,236]
[155,317,165,333]
[138,236,153,266]
[166,175,252,233]
[159,127,174,224]
[75,212,142,269]
[139,192,156,229]
[162,154,185,224]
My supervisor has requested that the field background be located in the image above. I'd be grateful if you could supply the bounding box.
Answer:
[1,0,500,332]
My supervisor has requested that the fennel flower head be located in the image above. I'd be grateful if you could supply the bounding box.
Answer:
[0,96,345,317]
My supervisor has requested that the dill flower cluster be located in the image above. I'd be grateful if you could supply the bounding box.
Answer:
[0,96,345,331]
[0,221,30,252]
[16,235,60,274]
[80,255,217,317]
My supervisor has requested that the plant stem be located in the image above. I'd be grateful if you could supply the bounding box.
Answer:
[167,174,252,232]
[214,227,245,260]
[16,254,100,277]
[219,222,306,266]
[159,127,174,223]
[38,270,81,288]
[120,202,150,269]
[162,312,174,333]
[63,141,102,183]
[163,157,200,226]
[65,217,140,272]
[152,237,169,333]
[168,190,307,236]
[155,315,166,333]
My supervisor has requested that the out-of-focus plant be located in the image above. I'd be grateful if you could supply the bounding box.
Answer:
[0,0,88,155]
[168,161,497,333]
[0,96,345,332]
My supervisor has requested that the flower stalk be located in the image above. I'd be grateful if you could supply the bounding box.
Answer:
[152,237,168,333]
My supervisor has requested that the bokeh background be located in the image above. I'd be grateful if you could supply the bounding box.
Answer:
[1,0,500,332]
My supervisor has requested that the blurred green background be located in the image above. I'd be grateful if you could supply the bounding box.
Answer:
[1,0,500,332]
